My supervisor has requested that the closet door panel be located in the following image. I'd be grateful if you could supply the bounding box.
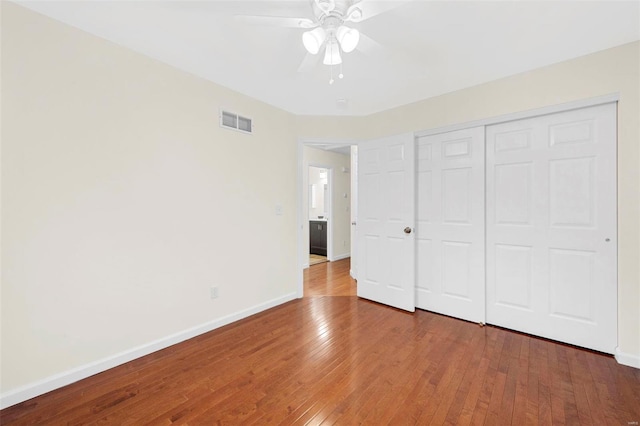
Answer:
[486,103,617,354]
[415,127,485,323]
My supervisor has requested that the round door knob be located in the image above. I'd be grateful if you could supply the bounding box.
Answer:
[404,227,412,234]
[605,238,610,242]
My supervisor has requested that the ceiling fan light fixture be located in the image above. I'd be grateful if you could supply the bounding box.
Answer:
[323,39,342,65]
[302,27,327,54]
[336,26,360,53]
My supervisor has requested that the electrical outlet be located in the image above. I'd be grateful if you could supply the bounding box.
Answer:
[210,286,219,299]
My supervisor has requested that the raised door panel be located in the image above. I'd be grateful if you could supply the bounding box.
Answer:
[494,162,532,226]
[549,157,595,228]
[494,244,533,311]
[442,168,472,224]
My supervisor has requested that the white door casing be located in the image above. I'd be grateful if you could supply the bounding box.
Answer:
[415,127,486,323]
[350,145,358,280]
[486,103,617,354]
[357,133,415,312]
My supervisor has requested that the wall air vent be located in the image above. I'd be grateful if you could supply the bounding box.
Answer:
[220,110,253,134]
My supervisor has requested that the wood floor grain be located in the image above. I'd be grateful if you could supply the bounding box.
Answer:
[2,258,639,425]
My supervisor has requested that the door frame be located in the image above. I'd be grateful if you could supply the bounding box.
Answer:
[297,138,358,298]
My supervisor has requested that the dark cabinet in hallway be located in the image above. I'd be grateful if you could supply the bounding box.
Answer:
[309,220,327,256]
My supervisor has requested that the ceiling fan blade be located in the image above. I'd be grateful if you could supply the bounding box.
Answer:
[346,0,411,23]
[234,15,316,29]
[356,33,388,57]
[297,52,322,73]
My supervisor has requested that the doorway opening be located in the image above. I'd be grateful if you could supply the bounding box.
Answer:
[297,141,356,298]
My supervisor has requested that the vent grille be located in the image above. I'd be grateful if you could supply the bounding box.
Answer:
[220,110,252,134]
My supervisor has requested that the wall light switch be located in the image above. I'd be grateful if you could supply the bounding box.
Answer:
[275,203,283,216]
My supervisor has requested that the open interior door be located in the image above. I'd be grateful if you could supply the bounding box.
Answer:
[357,133,415,312]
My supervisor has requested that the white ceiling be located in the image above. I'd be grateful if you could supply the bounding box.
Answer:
[15,0,640,116]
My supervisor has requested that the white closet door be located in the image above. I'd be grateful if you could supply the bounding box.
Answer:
[486,103,617,354]
[357,133,415,312]
[415,127,485,323]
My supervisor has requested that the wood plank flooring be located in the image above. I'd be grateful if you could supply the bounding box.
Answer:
[2,258,639,424]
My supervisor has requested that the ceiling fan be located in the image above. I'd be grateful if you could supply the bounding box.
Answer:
[236,0,405,83]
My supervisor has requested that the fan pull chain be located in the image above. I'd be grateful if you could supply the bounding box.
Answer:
[328,41,344,84]
[329,40,335,84]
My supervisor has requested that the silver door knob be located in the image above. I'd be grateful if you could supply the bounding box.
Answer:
[404,227,412,234]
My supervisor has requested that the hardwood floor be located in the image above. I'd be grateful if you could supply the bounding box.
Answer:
[304,258,356,297]
[2,258,639,424]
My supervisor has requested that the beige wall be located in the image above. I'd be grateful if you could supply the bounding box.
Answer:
[1,1,639,407]
[302,147,351,262]
[1,2,298,395]
[295,115,365,142]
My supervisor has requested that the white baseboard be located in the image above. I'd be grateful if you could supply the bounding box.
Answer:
[303,262,310,269]
[331,253,350,261]
[0,292,297,410]
[615,347,640,369]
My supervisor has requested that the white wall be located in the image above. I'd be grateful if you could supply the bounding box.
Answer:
[302,147,351,264]
[1,2,298,402]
